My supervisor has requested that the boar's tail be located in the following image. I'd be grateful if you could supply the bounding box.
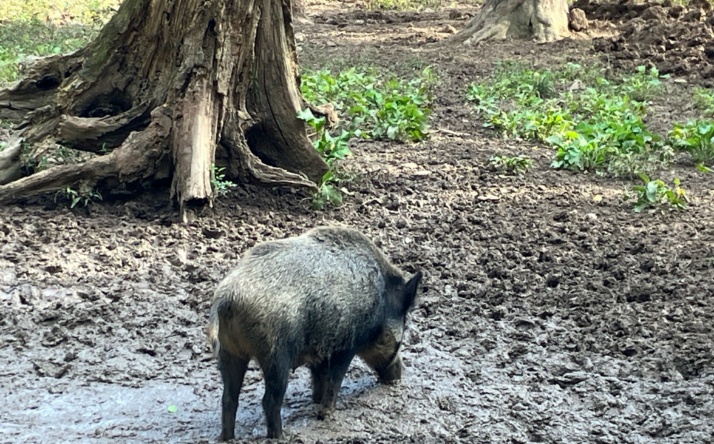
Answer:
[206,299,224,358]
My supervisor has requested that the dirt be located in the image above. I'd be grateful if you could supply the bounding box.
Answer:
[583,0,714,86]
[2,1,714,443]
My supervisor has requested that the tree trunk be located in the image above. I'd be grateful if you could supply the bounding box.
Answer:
[450,0,570,45]
[0,0,328,219]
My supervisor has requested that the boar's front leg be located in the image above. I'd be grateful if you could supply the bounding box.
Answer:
[218,351,249,441]
[314,351,355,419]
[261,358,291,439]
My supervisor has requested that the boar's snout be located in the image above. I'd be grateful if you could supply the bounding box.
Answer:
[376,353,402,383]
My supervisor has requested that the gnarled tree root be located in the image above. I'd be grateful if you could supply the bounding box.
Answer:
[0,136,23,185]
[0,107,171,205]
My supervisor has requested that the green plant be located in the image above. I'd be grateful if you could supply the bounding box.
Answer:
[55,185,102,208]
[619,65,669,102]
[35,155,49,172]
[297,108,353,164]
[363,77,432,142]
[628,173,688,212]
[56,145,83,163]
[548,131,612,171]
[299,66,434,209]
[694,87,714,117]
[489,154,533,174]
[668,120,714,168]
[20,143,87,173]
[211,164,235,196]
[467,63,667,176]
[297,108,352,209]
[311,171,344,210]
[301,66,434,143]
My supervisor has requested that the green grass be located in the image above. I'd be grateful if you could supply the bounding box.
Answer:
[0,0,119,85]
[0,0,119,22]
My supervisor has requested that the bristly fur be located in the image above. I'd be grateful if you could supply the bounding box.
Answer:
[207,225,422,441]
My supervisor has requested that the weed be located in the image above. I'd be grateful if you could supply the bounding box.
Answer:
[300,66,434,209]
[34,156,50,172]
[627,173,688,212]
[55,185,102,208]
[311,171,344,210]
[297,107,353,210]
[301,66,434,143]
[489,154,533,174]
[694,87,714,117]
[608,145,675,179]
[211,164,235,196]
[297,108,353,164]
[467,63,668,176]
[620,65,670,102]
[57,145,83,163]
[668,120,714,168]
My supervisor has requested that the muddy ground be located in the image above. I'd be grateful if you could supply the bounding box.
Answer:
[1,1,714,443]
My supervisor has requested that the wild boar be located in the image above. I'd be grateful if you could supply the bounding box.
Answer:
[207,226,422,440]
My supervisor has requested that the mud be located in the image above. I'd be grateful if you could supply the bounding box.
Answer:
[2,2,714,443]
[585,0,714,85]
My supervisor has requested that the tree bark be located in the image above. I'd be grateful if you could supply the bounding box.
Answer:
[0,0,327,218]
[450,0,571,45]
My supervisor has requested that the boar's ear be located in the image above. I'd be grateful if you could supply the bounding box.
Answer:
[401,271,422,314]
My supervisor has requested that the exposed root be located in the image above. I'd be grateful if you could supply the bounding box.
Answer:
[308,103,340,129]
[0,136,24,185]
[0,53,80,122]
[57,104,151,152]
[223,125,319,192]
[0,107,171,205]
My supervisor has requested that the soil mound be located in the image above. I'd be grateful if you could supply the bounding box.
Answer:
[582,0,714,84]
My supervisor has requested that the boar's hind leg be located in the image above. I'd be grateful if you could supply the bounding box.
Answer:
[314,351,355,420]
[261,359,291,439]
[310,364,328,405]
[218,351,249,441]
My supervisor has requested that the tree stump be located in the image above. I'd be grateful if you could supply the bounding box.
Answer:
[0,0,328,219]
[450,0,571,45]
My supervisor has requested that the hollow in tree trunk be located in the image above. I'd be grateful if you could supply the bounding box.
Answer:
[0,0,328,220]
[450,0,571,45]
